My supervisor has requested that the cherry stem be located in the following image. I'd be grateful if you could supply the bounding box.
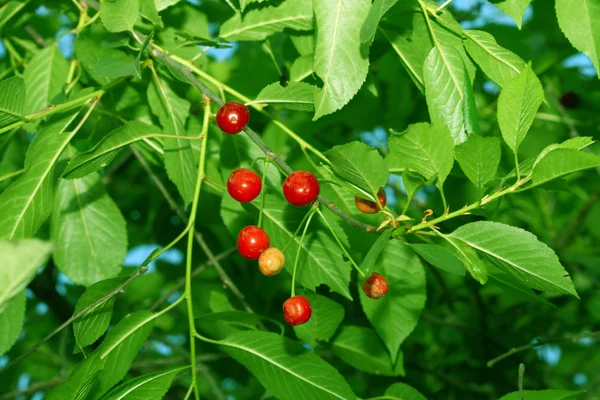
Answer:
[291,207,318,298]
[257,159,270,228]
[282,208,314,253]
[316,208,366,278]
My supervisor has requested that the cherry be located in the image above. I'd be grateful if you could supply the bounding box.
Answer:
[559,91,581,109]
[282,296,312,326]
[283,171,320,206]
[362,272,388,299]
[258,248,285,276]
[227,168,262,203]
[216,101,250,134]
[237,226,270,259]
[355,188,387,214]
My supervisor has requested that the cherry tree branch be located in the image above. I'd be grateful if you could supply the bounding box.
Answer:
[0,266,148,376]
[149,47,380,234]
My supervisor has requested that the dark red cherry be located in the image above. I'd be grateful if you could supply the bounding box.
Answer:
[282,296,312,326]
[362,272,388,299]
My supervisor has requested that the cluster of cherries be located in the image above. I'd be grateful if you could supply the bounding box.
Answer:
[216,101,388,326]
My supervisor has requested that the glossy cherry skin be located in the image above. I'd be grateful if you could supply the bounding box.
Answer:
[258,248,285,276]
[283,296,312,326]
[560,91,581,109]
[362,272,388,299]
[227,168,262,203]
[355,188,387,214]
[237,226,270,259]
[283,171,320,206]
[216,101,250,134]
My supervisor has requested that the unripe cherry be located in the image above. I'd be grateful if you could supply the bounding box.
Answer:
[258,248,285,276]
[355,188,387,214]
[362,272,388,299]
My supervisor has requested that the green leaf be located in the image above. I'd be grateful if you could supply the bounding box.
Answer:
[155,0,181,11]
[0,291,25,357]
[410,243,466,276]
[401,169,426,206]
[290,54,314,82]
[139,0,163,28]
[100,0,140,33]
[0,239,52,309]
[446,237,488,284]
[100,366,187,400]
[487,266,555,307]
[23,45,68,114]
[450,221,578,296]
[197,311,263,330]
[388,123,454,192]
[498,390,585,400]
[532,149,600,187]
[360,0,398,44]
[455,134,501,192]
[221,331,355,400]
[424,46,470,145]
[332,326,404,376]
[384,383,427,400]
[497,65,543,154]
[0,113,79,239]
[240,0,269,12]
[325,141,389,200]
[556,0,600,77]
[360,229,392,274]
[63,121,161,179]
[423,18,475,144]
[73,278,123,348]
[51,170,127,286]
[253,82,317,111]
[0,76,26,128]
[136,31,154,79]
[47,353,104,400]
[0,2,27,30]
[95,310,155,397]
[313,0,370,119]
[220,0,313,40]
[492,0,532,29]
[95,50,140,79]
[463,67,480,136]
[464,30,526,88]
[148,77,196,206]
[359,241,426,363]
[293,293,345,348]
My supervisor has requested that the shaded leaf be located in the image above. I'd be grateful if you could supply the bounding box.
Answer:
[220,0,313,40]
[73,278,124,348]
[253,82,317,111]
[385,382,427,400]
[360,229,392,274]
[95,50,140,79]
[332,326,404,376]
[222,331,355,400]
[23,45,68,114]
[0,76,26,128]
[359,241,426,363]
[101,0,140,33]
[497,65,543,154]
[294,293,345,347]
[100,366,187,400]
[455,134,501,191]
[0,114,79,239]
[499,390,584,400]
[0,291,25,357]
[360,0,399,44]
[47,353,104,400]
[450,221,578,296]
[410,243,466,276]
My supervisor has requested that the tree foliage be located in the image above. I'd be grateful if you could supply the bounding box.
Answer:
[0,0,599,399]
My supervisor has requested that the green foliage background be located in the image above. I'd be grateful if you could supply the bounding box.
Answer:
[0,0,599,399]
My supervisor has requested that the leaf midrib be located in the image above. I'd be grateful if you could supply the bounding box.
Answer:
[224,340,348,399]
[466,31,522,75]
[222,15,311,38]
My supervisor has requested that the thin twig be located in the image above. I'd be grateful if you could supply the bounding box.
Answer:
[0,377,63,399]
[149,248,236,311]
[518,363,525,400]
[0,267,148,376]
[149,46,380,235]
[487,330,600,368]
[131,146,257,315]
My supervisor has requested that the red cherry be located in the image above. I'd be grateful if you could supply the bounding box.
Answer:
[355,188,387,214]
[227,168,262,203]
[362,272,388,299]
[559,91,581,109]
[237,226,270,259]
[282,296,312,326]
[216,101,250,134]
[283,171,320,206]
